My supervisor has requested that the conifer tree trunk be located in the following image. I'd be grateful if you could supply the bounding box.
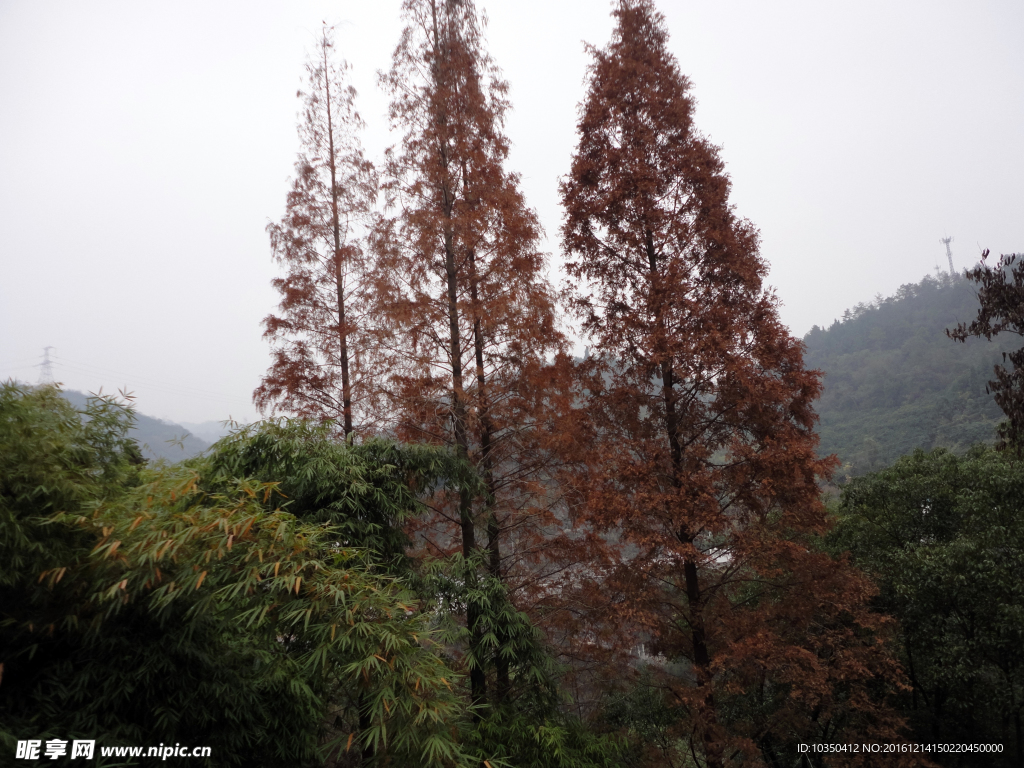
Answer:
[257,27,375,437]
[379,0,565,712]
[467,246,509,699]
[443,214,488,708]
[649,229,723,765]
[324,51,354,438]
[431,11,489,709]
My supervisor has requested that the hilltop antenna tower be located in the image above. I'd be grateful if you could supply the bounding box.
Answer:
[941,236,955,276]
[37,346,55,385]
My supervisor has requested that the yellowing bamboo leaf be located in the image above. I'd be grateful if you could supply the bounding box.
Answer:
[195,571,207,590]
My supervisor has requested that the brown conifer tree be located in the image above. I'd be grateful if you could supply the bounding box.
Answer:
[256,27,377,438]
[375,0,568,707]
[560,1,910,764]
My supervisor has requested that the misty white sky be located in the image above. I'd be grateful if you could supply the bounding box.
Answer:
[1,0,1022,424]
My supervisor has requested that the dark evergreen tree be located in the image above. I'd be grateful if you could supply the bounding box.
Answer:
[949,250,1024,449]
[830,446,1024,765]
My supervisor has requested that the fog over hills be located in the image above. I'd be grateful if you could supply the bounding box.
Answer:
[176,419,240,445]
[59,389,213,462]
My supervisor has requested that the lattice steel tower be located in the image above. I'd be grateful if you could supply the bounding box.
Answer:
[37,347,54,385]
[941,236,955,276]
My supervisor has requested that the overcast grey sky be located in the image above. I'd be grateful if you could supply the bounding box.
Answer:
[1,0,1022,424]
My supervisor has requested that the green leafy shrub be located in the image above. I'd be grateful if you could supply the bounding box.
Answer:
[0,384,468,766]
[829,446,1024,764]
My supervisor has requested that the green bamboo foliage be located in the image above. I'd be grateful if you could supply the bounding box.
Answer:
[0,383,473,766]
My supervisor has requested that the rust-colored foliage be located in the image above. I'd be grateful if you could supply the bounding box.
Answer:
[256,27,379,438]
[375,0,569,705]
[559,1,915,764]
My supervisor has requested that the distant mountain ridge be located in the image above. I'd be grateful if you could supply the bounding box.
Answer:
[177,419,239,445]
[804,271,1013,476]
[59,389,213,462]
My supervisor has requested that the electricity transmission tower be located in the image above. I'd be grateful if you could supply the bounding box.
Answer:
[36,347,55,385]
[941,236,955,276]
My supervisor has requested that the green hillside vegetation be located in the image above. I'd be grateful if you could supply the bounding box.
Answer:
[828,446,1024,756]
[804,270,1015,476]
[59,390,212,462]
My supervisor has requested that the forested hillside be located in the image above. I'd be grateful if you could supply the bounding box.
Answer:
[805,271,1014,476]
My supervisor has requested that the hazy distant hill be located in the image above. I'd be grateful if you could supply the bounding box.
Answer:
[177,419,239,444]
[59,390,212,462]
[805,271,1014,477]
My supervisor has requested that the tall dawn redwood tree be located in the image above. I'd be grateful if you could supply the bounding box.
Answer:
[560,1,909,764]
[377,0,567,706]
[256,27,377,438]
